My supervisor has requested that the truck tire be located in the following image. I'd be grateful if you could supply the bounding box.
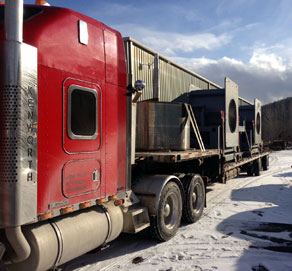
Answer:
[0,261,6,271]
[150,181,182,241]
[247,165,253,176]
[254,159,261,176]
[262,155,269,171]
[183,175,205,223]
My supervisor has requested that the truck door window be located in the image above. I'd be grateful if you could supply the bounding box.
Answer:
[67,85,98,140]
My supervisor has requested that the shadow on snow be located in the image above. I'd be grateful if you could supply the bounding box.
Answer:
[217,183,292,271]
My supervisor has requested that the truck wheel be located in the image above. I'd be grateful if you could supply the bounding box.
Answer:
[150,181,182,241]
[0,261,6,271]
[254,159,261,176]
[247,166,253,176]
[183,175,205,223]
[262,155,269,171]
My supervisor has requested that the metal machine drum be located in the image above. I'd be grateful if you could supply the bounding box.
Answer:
[136,101,190,151]
[187,77,239,149]
[239,98,262,145]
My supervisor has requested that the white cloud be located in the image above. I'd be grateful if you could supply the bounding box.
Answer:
[172,53,292,104]
[116,24,231,55]
[145,33,230,55]
[249,52,286,73]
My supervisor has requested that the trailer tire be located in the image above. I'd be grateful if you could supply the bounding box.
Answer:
[183,175,205,223]
[262,155,269,171]
[254,159,261,176]
[150,181,182,241]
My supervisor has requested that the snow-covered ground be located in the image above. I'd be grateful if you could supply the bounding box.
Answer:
[62,150,292,271]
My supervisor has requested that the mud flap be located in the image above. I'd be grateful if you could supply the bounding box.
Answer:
[0,242,5,260]
[201,176,208,207]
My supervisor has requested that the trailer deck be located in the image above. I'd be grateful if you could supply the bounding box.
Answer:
[135,149,220,163]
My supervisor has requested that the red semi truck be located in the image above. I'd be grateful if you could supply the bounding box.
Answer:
[0,2,268,270]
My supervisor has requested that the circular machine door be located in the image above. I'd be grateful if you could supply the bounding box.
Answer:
[256,112,261,135]
[228,99,237,133]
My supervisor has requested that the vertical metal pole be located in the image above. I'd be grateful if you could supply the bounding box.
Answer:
[1,0,33,263]
[4,0,23,85]
[0,0,38,227]
[153,53,160,100]
[129,41,136,166]
[5,0,23,43]
[126,40,134,190]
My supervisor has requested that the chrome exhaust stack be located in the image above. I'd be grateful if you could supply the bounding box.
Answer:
[0,0,38,264]
[0,0,38,227]
[5,0,23,43]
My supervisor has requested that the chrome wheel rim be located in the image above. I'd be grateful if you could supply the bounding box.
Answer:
[191,182,203,215]
[163,192,179,230]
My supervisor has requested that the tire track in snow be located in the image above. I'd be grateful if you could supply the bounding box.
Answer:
[63,152,291,271]
[95,165,292,270]
[204,165,291,218]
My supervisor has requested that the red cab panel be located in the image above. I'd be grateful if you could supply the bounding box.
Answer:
[104,28,127,87]
[15,6,128,216]
[62,159,101,198]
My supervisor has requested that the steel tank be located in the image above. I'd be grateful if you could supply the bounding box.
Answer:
[136,101,190,151]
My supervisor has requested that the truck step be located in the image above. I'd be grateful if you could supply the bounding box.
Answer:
[122,206,150,234]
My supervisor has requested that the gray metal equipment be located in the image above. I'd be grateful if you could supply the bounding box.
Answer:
[136,101,190,151]
[239,98,262,154]
[185,78,239,157]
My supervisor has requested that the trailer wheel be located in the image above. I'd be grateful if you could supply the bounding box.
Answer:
[150,181,182,241]
[262,155,269,171]
[254,159,261,176]
[183,175,205,223]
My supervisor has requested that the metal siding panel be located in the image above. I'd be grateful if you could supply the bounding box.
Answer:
[238,98,252,106]
[158,59,211,102]
[124,38,222,102]
[131,45,154,101]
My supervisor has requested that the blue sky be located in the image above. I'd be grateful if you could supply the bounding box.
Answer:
[24,0,292,104]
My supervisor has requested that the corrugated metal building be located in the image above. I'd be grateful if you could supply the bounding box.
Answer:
[262,97,292,142]
[124,37,251,106]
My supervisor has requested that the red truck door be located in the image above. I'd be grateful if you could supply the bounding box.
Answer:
[62,78,103,199]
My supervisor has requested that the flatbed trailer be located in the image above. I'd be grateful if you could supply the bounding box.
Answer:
[135,149,269,183]
[134,148,221,180]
